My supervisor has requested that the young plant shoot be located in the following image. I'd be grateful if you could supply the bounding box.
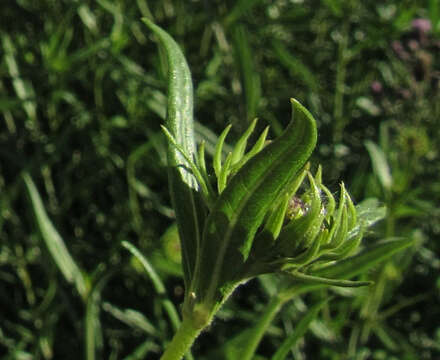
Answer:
[144,19,377,360]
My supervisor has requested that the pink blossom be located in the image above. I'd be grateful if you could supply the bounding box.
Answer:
[411,18,432,34]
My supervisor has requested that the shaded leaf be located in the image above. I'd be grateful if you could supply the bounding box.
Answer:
[122,241,180,332]
[271,298,328,360]
[22,172,87,299]
[365,140,392,191]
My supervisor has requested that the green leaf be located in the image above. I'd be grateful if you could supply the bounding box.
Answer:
[197,141,211,194]
[232,25,261,120]
[286,271,372,288]
[224,0,266,27]
[313,238,413,280]
[218,152,233,194]
[143,19,207,290]
[356,198,387,228]
[328,202,349,249]
[320,182,336,219]
[234,238,413,360]
[282,231,325,267]
[231,118,258,166]
[325,183,348,248]
[277,174,324,257]
[85,272,113,360]
[272,39,319,92]
[214,124,232,180]
[263,193,290,240]
[102,302,159,336]
[346,190,357,229]
[320,228,364,261]
[122,241,167,294]
[322,0,344,16]
[192,98,318,308]
[2,34,38,124]
[271,298,328,360]
[122,241,180,332]
[250,164,308,258]
[365,140,392,191]
[229,126,270,176]
[195,121,234,158]
[430,0,440,34]
[122,341,160,360]
[346,198,386,241]
[22,172,87,299]
[282,165,309,203]
[161,125,213,203]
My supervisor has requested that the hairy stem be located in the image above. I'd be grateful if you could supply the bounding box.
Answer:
[160,317,204,360]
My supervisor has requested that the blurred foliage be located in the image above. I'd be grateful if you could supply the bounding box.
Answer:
[0,0,439,359]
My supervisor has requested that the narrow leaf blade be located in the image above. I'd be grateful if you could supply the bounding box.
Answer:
[365,140,392,191]
[22,172,87,299]
[122,241,181,331]
[314,238,413,279]
[272,298,328,360]
[143,19,206,288]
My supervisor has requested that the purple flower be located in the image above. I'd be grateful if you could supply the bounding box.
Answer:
[411,18,432,34]
[371,81,383,94]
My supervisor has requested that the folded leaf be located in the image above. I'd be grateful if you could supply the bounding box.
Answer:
[143,19,207,290]
[192,99,318,308]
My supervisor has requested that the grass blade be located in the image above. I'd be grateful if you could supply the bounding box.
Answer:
[22,172,87,299]
[271,298,328,360]
[232,25,261,121]
[121,241,180,332]
[365,140,392,191]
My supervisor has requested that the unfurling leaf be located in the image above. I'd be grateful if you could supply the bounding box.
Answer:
[190,99,317,310]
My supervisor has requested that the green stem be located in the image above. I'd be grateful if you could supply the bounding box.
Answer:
[241,295,284,360]
[160,317,204,360]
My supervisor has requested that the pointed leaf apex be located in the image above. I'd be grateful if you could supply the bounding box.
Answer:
[315,165,323,185]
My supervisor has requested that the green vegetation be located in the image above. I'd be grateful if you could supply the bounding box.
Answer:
[1,1,439,359]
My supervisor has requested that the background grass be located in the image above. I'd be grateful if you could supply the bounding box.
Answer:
[1,1,439,359]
